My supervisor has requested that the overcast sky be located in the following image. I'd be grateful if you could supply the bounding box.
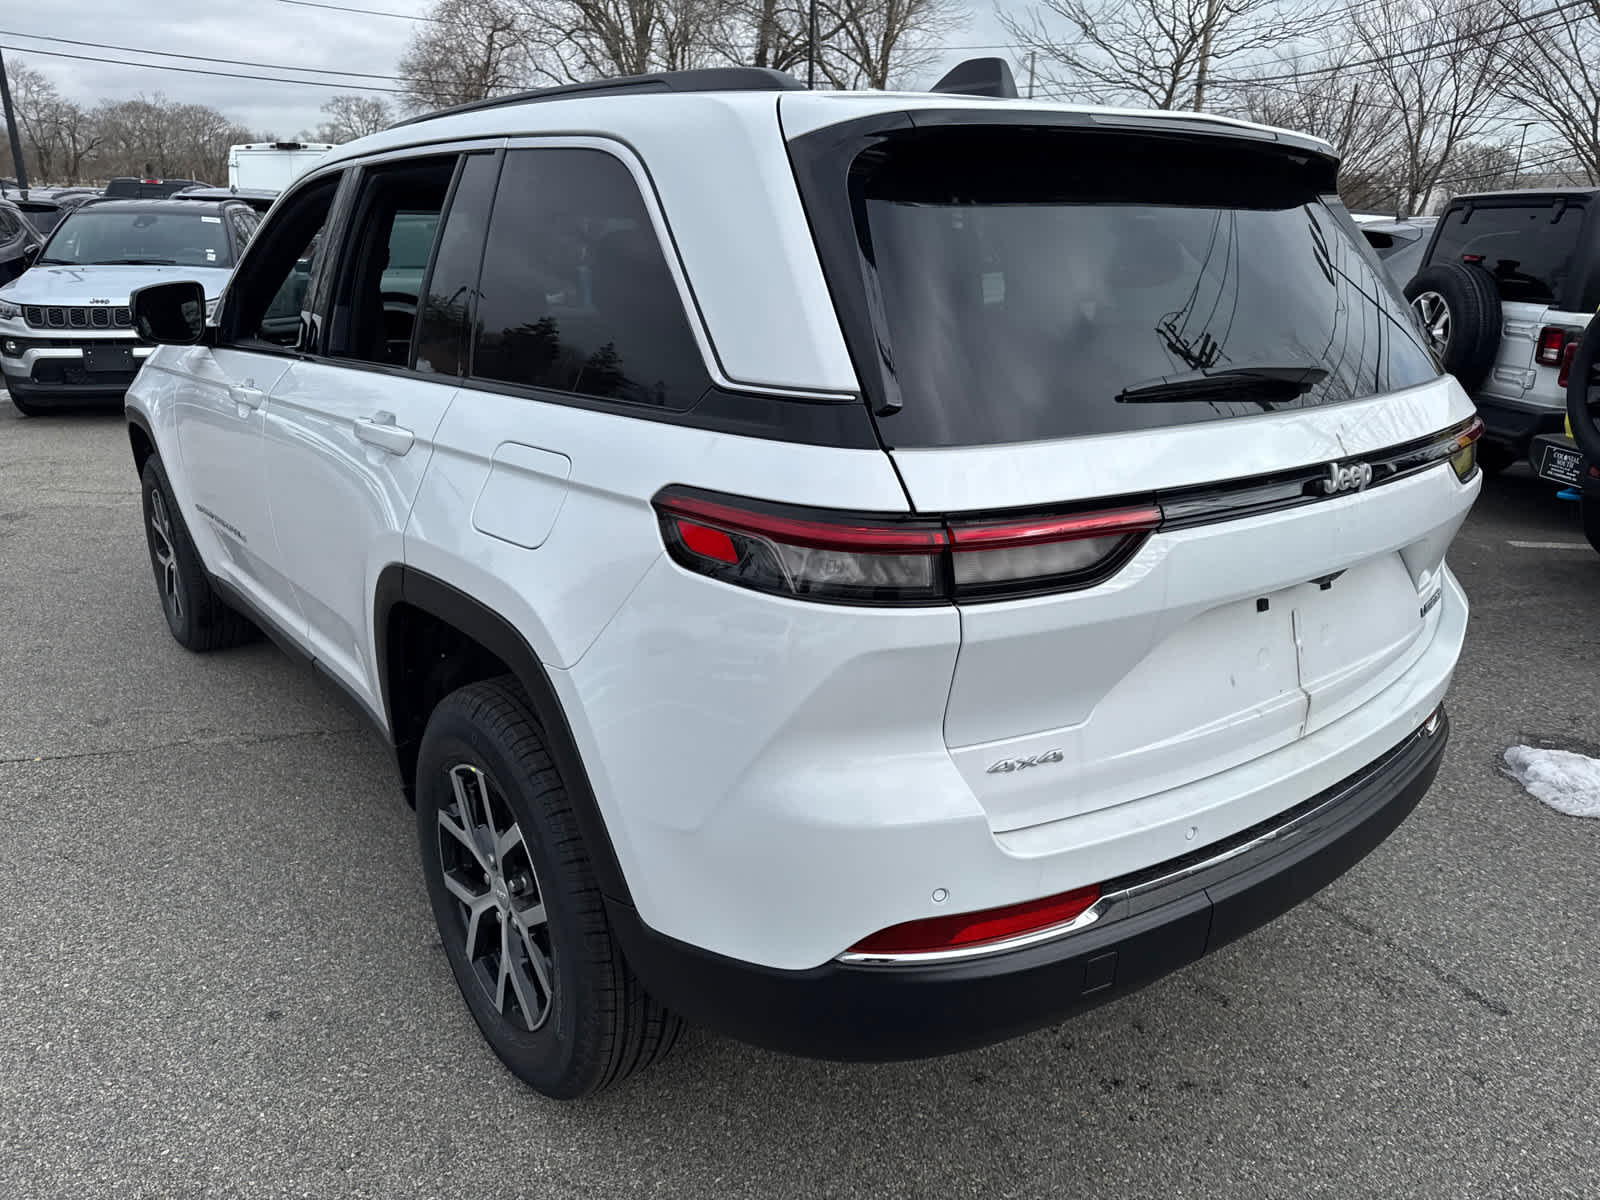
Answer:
[7,0,1020,138]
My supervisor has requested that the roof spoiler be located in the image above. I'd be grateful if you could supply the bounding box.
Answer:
[930,57,1019,99]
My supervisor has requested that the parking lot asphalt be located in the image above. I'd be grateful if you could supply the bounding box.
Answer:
[2,401,1598,1200]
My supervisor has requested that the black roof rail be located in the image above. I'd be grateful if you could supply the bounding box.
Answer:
[389,67,805,129]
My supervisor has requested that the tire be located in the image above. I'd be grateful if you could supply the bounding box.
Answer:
[1583,493,1600,556]
[139,456,258,651]
[416,676,683,1099]
[1405,263,1502,394]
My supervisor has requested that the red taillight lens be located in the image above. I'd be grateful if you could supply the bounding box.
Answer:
[653,488,1158,606]
[847,884,1102,957]
[656,491,946,606]
[1536,324,1574,366]
[1559,340,1580,388]
[1538,326,1568,366]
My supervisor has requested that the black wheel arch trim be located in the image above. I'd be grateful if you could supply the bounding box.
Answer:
[374,564,634,905]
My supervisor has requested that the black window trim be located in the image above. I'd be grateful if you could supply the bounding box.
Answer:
[499,132,856,404]
[216,168,354,359]
[205,135,874,445]
[318,151,459,370]
[786,112,1421,446]
[408,148,503,376]
[238,137,505,379]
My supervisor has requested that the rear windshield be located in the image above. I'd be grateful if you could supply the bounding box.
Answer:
[1426,200,1586,306]
[841,129,1437,448]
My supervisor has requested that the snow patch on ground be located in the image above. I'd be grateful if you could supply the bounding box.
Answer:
[1503,745,1600,818]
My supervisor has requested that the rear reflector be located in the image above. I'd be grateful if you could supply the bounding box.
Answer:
[1559,340,1580,389]
[847,885,1103,957]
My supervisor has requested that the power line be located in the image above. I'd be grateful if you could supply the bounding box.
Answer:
[274,0,441,21]
[1220,0,1591,86]
[0,43,405,93]
[1,28,402,81]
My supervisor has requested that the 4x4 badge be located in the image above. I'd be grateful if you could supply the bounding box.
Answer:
[986,749,1064,774]
[1315,460,1374,495]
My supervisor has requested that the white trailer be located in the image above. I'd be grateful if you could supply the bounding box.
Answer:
[227,142,337,192]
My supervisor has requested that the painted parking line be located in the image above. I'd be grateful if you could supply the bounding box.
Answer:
[1507,540,1593,550]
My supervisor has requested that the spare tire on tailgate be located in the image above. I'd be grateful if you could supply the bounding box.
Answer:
[1404,263,1501,394]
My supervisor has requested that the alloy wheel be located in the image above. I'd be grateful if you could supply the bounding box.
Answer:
[148,488,182,620]
[437,763,555,1031]
[1411,291,1451,356]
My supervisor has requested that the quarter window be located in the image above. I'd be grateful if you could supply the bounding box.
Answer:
[471,148,706,410]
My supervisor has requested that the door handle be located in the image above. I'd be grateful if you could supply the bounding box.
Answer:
[228,381,266,410]
[354,410,415,455]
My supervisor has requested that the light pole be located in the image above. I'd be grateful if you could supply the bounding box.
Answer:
[1512,121,1537,185]
[808,0,817,90]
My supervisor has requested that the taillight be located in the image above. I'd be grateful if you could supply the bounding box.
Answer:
[1538,326,1568,366]
[846,884,1103,957]
[1559,340,1580,388]
[653,488,1157,606]
[1441,415,1483,480]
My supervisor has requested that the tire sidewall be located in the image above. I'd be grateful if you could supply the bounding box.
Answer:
[139,457,201,645]
[1405,264,1500,393]
[415,705,601,1097]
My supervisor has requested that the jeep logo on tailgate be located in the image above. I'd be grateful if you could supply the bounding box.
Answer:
[1314,461,1374,495]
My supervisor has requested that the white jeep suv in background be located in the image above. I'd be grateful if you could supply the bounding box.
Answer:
[123,64,1481,1100]
[1401,186,1600,476]
[1,196,259,414]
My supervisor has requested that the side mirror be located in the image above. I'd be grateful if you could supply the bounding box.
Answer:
[19,244,38,268]
[131,280,207,345]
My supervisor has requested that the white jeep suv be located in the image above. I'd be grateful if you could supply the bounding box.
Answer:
[123,65,1480,1099]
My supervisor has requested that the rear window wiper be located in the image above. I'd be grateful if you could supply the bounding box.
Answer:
[92,257,179,265]
[1116,364,1329,404]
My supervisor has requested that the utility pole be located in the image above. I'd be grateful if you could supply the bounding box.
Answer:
[1027,52,1037,99]
[1512,121,1536,185]
[808,0,817,90]
[0,48,29,197]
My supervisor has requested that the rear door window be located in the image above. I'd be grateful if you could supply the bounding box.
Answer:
[807,127,1438,449]
[1427,201,1586,306]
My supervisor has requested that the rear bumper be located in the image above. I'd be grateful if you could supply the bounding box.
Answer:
[1475,398,1565,451]
[610,710,1448,1061]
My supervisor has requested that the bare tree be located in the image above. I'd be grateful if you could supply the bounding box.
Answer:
[998,0,1315,111]
[398,0,533,113]
[6,60,64,181]
[1347,0,1507,214]
[824,0,964,88]
[1492,0,1600,183]
[54,102,104,185]
[513,0,732,81]
[317,94,394,142]
[1230,48,1412,210]
[90,95,254,182]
